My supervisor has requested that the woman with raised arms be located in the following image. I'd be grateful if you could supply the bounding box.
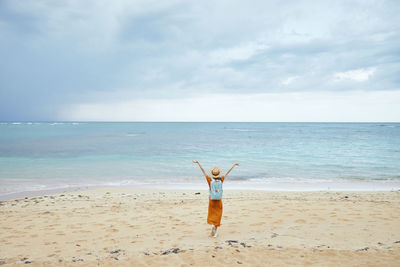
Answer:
[193,161,240,237]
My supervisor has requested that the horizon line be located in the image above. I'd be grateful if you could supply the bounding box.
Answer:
[1,121,399,123]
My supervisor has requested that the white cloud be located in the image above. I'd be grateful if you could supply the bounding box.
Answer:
[334,67,377,82]
[59,90,400,122]
[281,76,299,86]
[207,42,268,65]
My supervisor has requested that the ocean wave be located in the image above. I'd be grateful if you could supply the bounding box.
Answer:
[0,122,88,126]
[124,133,139,137]
[227,177,250,181]
[224,128,257,132]
[99,133,140,138]
[377,124,400,128]
[2,176,400,199]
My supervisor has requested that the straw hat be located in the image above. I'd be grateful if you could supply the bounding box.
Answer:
[210,166,222,179]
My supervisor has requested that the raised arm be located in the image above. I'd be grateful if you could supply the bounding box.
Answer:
[224,163,240,178]
[192,160,208,177]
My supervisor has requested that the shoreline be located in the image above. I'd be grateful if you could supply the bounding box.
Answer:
[1,179,400,201]
[1,188,399,266]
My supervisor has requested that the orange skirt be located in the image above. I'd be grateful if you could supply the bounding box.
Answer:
[207,199,223,226]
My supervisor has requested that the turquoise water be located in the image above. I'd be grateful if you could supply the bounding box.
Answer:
[1,122,400,196]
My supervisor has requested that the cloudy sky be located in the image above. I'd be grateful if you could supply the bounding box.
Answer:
[0,0,399,122]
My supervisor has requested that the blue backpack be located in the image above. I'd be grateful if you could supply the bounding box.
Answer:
[210,180,223,200]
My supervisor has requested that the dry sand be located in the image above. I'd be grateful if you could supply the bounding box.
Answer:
[1,188,400,266]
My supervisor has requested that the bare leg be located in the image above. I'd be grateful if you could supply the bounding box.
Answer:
[213,226,218,237]
[211,225,216,236]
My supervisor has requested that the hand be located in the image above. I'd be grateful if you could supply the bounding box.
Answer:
[234,163,240,166]
[192,160,199,164]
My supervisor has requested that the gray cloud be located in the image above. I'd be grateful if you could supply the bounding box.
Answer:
[0,0,399,121]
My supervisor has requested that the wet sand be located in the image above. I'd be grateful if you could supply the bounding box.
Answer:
[1,189,400,266]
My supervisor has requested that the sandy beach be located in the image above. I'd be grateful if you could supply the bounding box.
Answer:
[1,188,400,266]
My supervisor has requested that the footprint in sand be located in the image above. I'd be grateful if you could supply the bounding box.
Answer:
[5,235,19,239]
[158,233,169,237]
[250,222,265,226]
[76,230,91,233]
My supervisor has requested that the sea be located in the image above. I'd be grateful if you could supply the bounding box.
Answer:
[1,122,400,199]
